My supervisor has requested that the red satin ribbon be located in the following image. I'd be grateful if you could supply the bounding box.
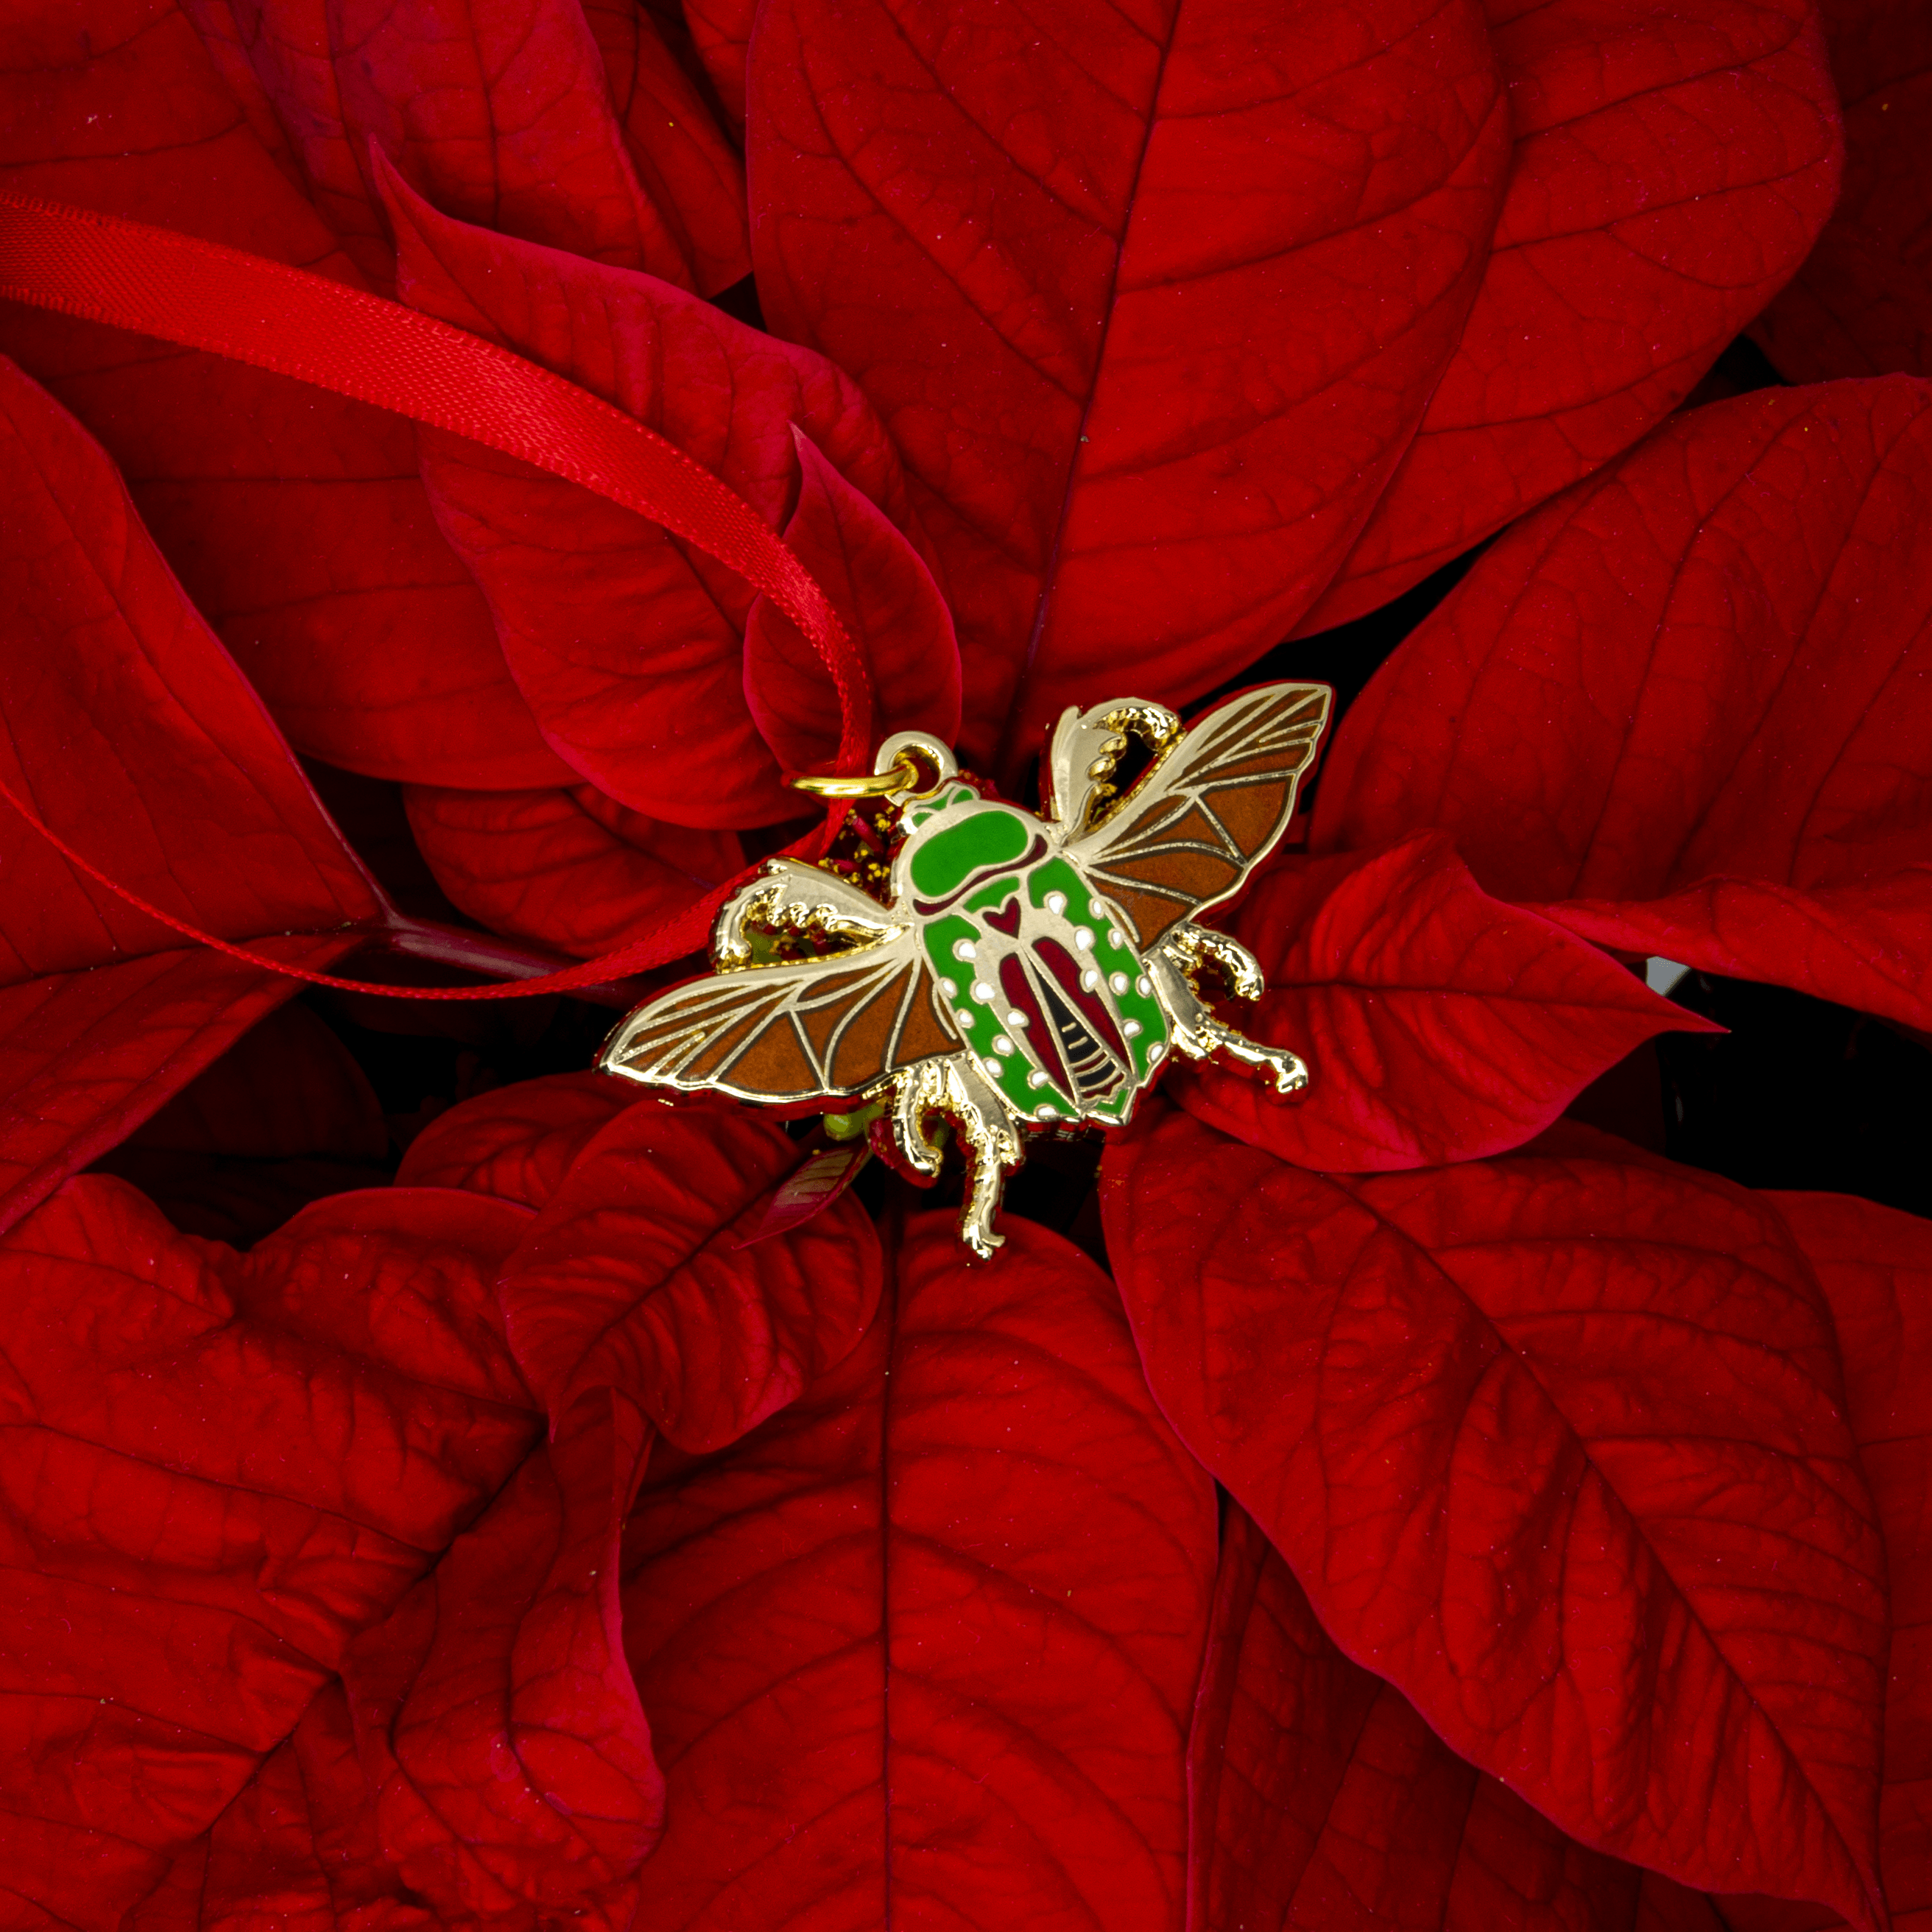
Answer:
[0,191,868,998]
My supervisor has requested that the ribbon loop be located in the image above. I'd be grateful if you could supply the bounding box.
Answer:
[0,190,873,997]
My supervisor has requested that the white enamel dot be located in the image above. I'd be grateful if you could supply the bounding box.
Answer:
[1148,1041,1165,1063]
[1123,1018,1142,1038]
[1043,890,1068,914]
[1006,1010,1029,1029]
[1089,898,1107,919]
[1035,1103,1060,1121]
[1107,928,1125,949]
[982,1057,1004,1076]
[1081,968,1101,991]
[954,1006,975,1028]
[993,1036,1014,1056]
[1136,975,1152,996]
[951,937,977,962]
[971,981,995,1004]
[1028,1069,1050,1088]
[1109,971,1130,995]
[1074,928,1095,953]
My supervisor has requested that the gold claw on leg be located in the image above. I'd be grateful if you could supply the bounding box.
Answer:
[882,1054,1025,1259]
[1152,923,1310,1098]
[1164,921,1267,1001]
[883,1062,948,1182]
[712,860,907,970]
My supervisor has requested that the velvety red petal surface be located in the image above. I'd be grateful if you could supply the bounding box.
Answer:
[1534,868,1932,1041]
[1188,1502,1729,1932]
[682,0,751,132]
[127,1683,428,1931]
[180,0,698,291]
[578,0,753,295]
[1314,379,1932,1030]
[386,169,920,826]
[0,0,571,790]
[343,1387,659,1929]
[1751,0,1932,382]
[1104,1110,1888,1925]
[392,1070,639,1207]
[620,1214,1216,1930]
[0,356,406,1238]
[499,1103,884,1449]
[403,783,743,958]
[1,0,1927,1911]
[1302,0,1841,629]
[3,1101,900,1928]
[1171,835,1715,1170]
[743,429,961,776]
[0,1177,540,1928]
[0,938,358,1238]
[0,356,382,976]
[747,0,1511,770]
[1769,1191,1932,1928]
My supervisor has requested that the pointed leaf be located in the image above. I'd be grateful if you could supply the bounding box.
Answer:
[499,1102,884,1448]
[581,0,753,294]
[0,359,381,1222]
[1171,835,1716,1170]
[181,0,695,289]
[747,0,1511,768]
[681,0,750,132]
[1104,1110,1888,1927]
[384,168,920,826]
[0,356,381,979]
[170,0,413,288]
[1189,1503,1730,1932]
[744,429,962,775]
[1752,0,1932,383]
[1303,0,1842,629]
[1766,1191,1932,1926]
[0,1177,539,1931]
[403,783,744,957]
[1532,866,1932,1042]
[0,1,567,790]
[621,1215,1216,1930]
[1313,380,1932,1031]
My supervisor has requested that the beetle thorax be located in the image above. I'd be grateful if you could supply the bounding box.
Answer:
[895,790,1168,1125]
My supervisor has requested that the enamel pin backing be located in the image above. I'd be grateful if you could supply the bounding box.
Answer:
[600,683,1332,1256]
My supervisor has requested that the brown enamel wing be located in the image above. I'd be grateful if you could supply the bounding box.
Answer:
[602,680,1330,1255]
[1068,683,1331,947]
[603,680,1330,1109]
[601,937,956,1104]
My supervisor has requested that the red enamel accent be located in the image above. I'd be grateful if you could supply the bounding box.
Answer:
[998,952,1069,1093]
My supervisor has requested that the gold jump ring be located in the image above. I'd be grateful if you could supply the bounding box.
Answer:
[789,750,922,798]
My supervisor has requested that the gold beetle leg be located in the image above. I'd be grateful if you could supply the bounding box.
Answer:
[882,1054,1025,1260]
[1151,923,1309,1098]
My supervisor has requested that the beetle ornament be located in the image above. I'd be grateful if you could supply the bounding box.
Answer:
[601,683,1332,1255]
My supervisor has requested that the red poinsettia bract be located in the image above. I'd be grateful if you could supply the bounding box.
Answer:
[1,0,1930,1925]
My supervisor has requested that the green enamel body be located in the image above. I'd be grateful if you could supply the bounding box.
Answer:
[900,792,1168,1124]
